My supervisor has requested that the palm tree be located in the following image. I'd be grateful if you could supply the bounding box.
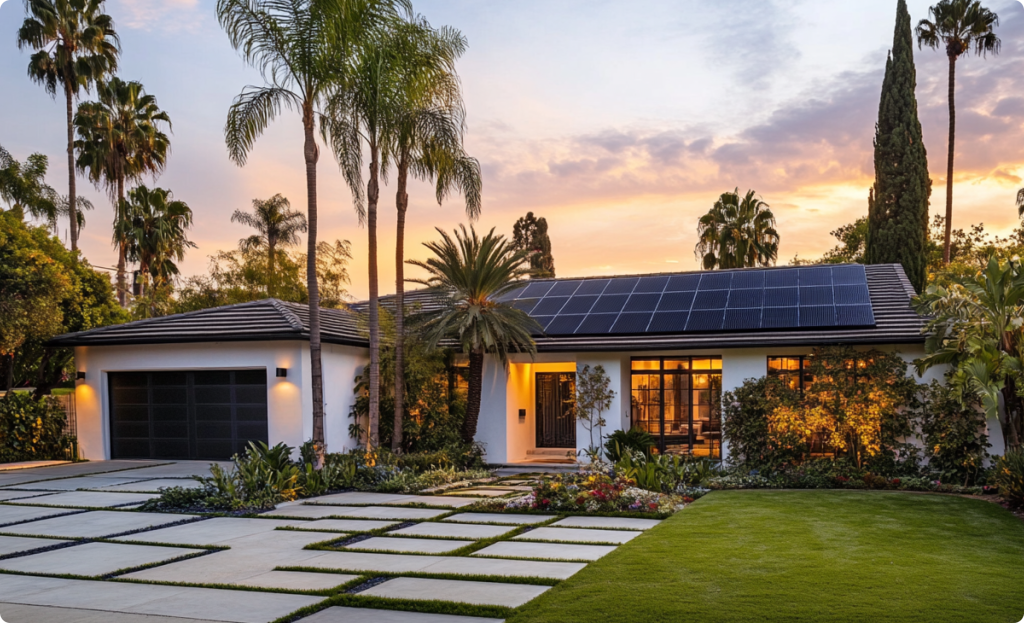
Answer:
[917,0,1000,265]
[117,185,195,291]
[408,225,539,443]
[695,188,780,269]
[218,0,403,464]
[17,0,119,254]
[0,143,58,219]
[231,195,308,298]
[74,77,171,306]
[386,18,481,451]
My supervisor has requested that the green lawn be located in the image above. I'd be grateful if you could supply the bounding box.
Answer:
[509,490,1024,623]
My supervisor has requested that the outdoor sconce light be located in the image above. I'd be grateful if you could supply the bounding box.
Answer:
[76,371,86,381]
[275,368,288,378]
[518,409,526,422]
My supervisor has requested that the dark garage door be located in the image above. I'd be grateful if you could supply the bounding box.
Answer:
[109,369,269,460]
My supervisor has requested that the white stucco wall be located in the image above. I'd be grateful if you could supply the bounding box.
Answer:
[478,343,953,465]
[73,340,368,460]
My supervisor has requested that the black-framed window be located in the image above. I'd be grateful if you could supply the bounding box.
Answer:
[767,356,813,393]
[630,357,721,458]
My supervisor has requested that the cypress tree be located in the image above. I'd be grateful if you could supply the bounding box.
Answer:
[866,0,932,292]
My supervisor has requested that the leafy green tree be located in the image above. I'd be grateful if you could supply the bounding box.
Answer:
[231,194,307,298]
[382,17,480,452]
[17,0,119,254]
[822,217,869,264]
[74,77,171,305]
[575,364,615,457]
[695,188,779,269]
[866,0,932,293]
[218,0,399,463]
[512,212,555,278]
[0,143,57,220]
[915,256,1024,453]
[408,225,540,443]
[916,0,1000,265]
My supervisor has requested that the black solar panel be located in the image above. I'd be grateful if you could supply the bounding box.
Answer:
[592,295,629,314]
[657,291,695,311]
[624,293,662,313]
[548,281,582,296]
[575,279,610,295]
[532,297,569,316]
[561,296,598,315]
[577,313,617,334]
[611,312,653,334]
[508,264,875,336]
[604,278,639,294]
[687,309,724,332]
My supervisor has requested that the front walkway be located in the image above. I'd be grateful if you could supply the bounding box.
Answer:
[0,461,661,622]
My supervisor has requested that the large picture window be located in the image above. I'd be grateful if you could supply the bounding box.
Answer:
[630,357,722,458]
[767,356,813,393]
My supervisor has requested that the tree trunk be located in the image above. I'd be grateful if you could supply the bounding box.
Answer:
[367,143,381,451]
[1,353,13,397]
[65,78,79,255]
[268,239,276,299]
[942,55,956,265]
[393,155,409,453]
[463,348,484,443]
[1002,381,1022,453]
[116,174,127,307]
[304,110,326,468]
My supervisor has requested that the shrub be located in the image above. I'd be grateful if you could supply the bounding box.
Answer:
[604,428,655,462]
[0,392,75,462]
[479,469,685,514]
[721,376,799,469]
[614,452,723,493]
[995,450,1024,508]
[918,381,990,486]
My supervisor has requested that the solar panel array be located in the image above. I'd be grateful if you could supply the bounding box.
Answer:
[505,265,876,336]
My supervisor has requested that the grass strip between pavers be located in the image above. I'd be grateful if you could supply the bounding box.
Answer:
[277,566,561,586]
[270,590,514,623]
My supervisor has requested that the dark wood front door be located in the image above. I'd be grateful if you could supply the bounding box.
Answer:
[536,372,576,448]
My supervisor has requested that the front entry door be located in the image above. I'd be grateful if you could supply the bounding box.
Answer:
[535,372,576,448]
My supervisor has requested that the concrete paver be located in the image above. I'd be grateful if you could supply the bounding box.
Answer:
[298,606,505,623]
[514,527,641,544]
[302,505,448,520]
[301,492,412,505]
[0,602,226,623]
[0,541,204,577]
[0,504,82,527]
[390,522,514,540]
[442,513,552,525]
[549,516,661,530]
[114,517,300,545]
[5,476,152,491]
[0,535,69,556]
[301,551,586,580]
[290,518,396,532]
[443,489,508,498]
[232,570,358,591]
[93,478,204,492]
[382,496,479,508]
[0,490,58,501]
[261,504,361,519]
[471,541,616,561]
[361,577,549,608]
[15,491,158,507]
[2,510,198,538]
[97,462,230,479]
[344,537,472,554]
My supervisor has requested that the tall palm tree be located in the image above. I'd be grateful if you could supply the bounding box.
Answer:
[74,77,171,305]
[17,0,119,254]
[219,0,403,464]
[386,18,481,451]
[695,188,780,269]
[917,0,1000,265]
[231,194,308,298]
[408,225,539,443]
[117,185,194,290]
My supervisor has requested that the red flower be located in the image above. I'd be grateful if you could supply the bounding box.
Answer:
[540,498,550,506]
[648,502,658,510]
[892,478,901,485]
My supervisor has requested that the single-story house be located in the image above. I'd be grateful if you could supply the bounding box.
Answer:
[50,263,985,464]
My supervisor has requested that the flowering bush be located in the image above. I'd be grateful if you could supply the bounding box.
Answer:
[704,467,994,496]
[489,469,687,514]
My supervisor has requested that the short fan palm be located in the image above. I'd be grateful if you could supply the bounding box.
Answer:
[408,226,540,443]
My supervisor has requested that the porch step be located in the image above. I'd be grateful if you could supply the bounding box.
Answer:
[527,448,576,457]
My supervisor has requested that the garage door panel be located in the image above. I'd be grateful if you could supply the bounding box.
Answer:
[193,386,231,404]
[109,370,268,460]
[234,386,267,404]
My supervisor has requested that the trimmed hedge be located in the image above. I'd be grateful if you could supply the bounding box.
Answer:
[0,391,76,462]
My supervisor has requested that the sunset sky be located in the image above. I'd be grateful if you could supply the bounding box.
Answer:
[2,0,1024,300]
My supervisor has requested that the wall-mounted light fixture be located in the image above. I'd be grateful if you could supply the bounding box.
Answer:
[275,368,288,378]
[76,371,86,381]
[518,408,526,422]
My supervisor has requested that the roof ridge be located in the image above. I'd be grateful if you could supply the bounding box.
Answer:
[267,298,305,331]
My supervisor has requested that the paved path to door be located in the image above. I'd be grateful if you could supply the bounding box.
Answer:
[0,461,661,622]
